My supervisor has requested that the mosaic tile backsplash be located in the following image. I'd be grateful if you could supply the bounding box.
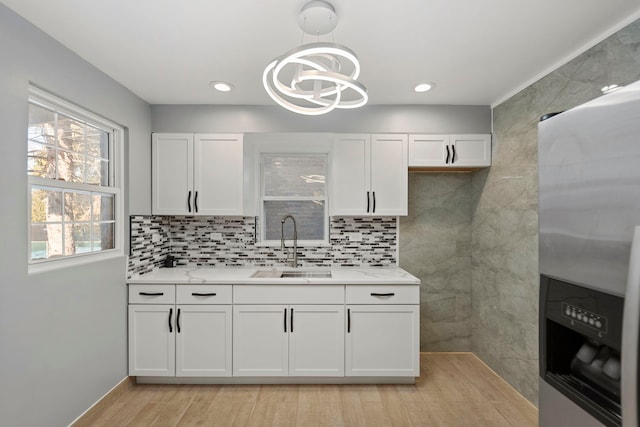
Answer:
[128,215,398,277]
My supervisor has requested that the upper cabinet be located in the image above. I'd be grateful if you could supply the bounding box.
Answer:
[331,134,408,216]
[408,134,491,169]
[152,133,243,215]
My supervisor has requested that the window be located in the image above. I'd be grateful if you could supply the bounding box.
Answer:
[27,87,123,271]
[260,154,328,244]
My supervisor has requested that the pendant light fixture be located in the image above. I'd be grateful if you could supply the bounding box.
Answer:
[263,0,368,116]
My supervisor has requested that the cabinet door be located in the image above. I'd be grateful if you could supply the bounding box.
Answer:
[330,134,371,215]
[449,134,491,167]
[128,304,175,376]
[233,305,289,376]
[152,133,194,215]
[370,134,408,216]
[408,134,449,167]
[193,134,243,215]
[175,305,232,377]
[345,305,419,377]
[289,305,345,377]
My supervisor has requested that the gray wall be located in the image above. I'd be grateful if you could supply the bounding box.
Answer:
[471,18,640,405]
[151,104,490,134]
[0,5,150,426]
[401,173,473,351]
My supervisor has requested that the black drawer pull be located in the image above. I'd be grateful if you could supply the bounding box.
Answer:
[191,292,217,296]
[168,308,173,333]
[371,292,395,297]
[347,308,351,333]
[139,292,164,296]
[176,308,181,333]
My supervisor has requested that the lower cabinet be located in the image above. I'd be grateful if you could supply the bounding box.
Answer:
[128,284,232,377]
[233,304,345,377]
[175,305,232,377]
[128,303,175,376]
[345,285,420,377]
[128,282,419,382]
[345,305,420,376]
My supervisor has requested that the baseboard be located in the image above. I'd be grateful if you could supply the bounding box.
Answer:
[68,376,135,426]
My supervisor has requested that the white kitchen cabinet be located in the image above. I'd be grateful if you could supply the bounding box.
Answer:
[233,304,345,377]
[128,284,232,377]
[128,304,176,377]
[408,134,491,168]
[152,133,243,215]
[233,304,289,376]
[288,305,345,376]
[345,285,420,377]
[175,305,232,377]
[331,134,408,216]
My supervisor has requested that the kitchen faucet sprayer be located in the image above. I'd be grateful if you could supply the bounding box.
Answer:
[280,214,298,268]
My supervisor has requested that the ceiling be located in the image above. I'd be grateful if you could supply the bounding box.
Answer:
[3,0,640,107]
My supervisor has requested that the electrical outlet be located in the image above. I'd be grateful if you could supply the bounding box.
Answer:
[349,232,363,242]
[151,233,161,243]
[210,232,223,240]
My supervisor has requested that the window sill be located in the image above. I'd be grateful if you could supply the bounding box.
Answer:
[28,249,124,275]
[254,240,332,248]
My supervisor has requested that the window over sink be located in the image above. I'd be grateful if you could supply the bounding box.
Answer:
[259,153,328,245]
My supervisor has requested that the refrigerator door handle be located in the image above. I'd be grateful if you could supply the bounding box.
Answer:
[622,226,640,426]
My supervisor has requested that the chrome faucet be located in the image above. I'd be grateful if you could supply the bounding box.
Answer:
[280,214,298,268]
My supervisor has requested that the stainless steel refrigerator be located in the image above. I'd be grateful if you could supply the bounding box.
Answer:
[538,80,640,426]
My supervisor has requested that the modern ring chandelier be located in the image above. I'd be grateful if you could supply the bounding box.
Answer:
[262,0,368,116]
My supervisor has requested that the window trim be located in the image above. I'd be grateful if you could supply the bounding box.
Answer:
[258,152,329,247]
[27,86,125,274]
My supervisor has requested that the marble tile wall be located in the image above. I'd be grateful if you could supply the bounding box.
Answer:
[400,173,472,352]
[471,19,640,405]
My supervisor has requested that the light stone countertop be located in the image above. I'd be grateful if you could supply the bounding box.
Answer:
[127,266,420,285]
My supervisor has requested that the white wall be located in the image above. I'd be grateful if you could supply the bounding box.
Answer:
[0,5,150,426]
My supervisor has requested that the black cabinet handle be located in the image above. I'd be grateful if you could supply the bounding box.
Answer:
[139,292,164,296]
[451,145,456,164]
[371,292,395,297]
[366,191,370,213]
[187,190,192,212]
[445,145,451,164]
[372,192,376,213]
[176,308,181,333]
[168,308,173,333]
[194,191,199,213]
[191,292,216,296]
[284,308,287,333]
[347,308,351,333]
[290,308,294,333]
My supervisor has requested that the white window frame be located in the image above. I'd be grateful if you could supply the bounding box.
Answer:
[27,86,125,274]
[258,152,330,247]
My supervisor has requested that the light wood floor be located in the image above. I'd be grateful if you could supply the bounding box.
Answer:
[74,353,538,427]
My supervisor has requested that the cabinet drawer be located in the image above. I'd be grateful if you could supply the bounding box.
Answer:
[176,285,232,304]
[234,285,344,304]
[346,285,419,304]
[129,284,175,304]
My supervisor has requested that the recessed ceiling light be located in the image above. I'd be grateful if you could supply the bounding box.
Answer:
[210,81,234,92]
[415,82,436,93]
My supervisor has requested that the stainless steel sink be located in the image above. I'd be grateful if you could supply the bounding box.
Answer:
[281,270,332,278]
[251,269,332,279]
